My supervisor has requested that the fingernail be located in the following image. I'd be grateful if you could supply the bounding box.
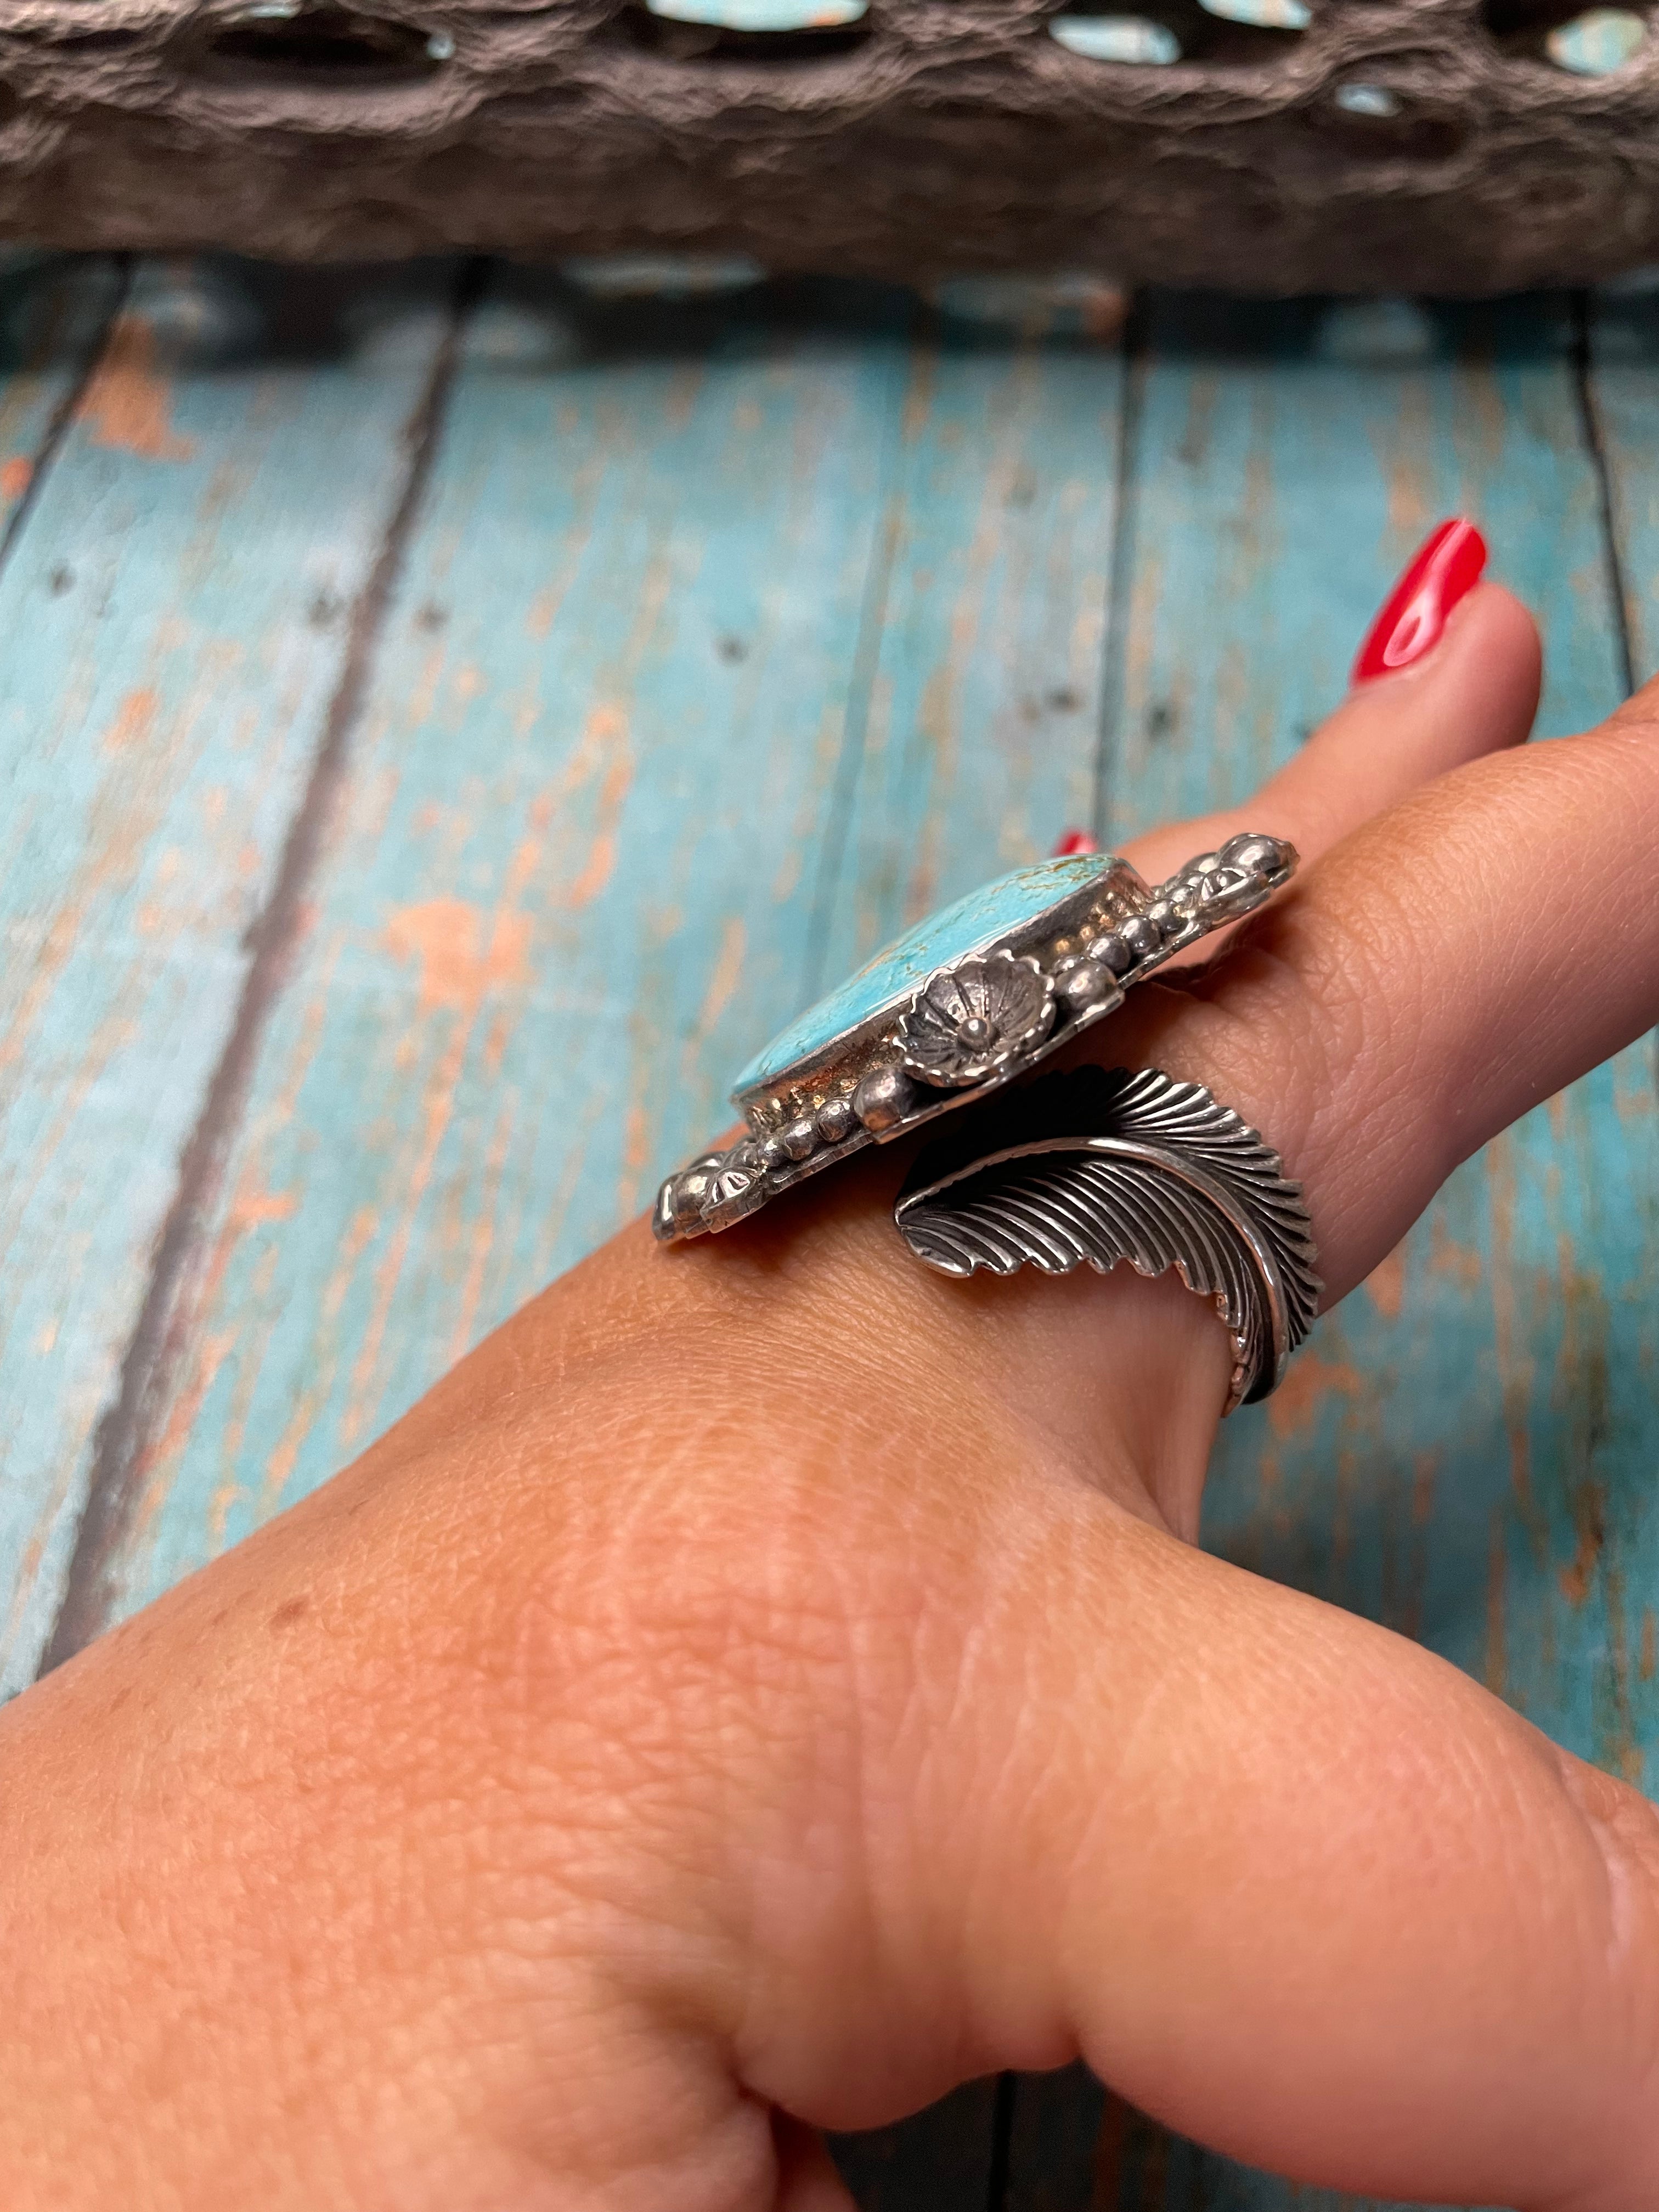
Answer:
[1352,517,1488,684]
[1053,828,1100,856]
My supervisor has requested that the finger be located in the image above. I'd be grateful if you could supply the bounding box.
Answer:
[1027,1527,1659,2208]
[1119,578,1539,890]
[1091,663,1659,1316]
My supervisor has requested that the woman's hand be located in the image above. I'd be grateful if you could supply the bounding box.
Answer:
[5,574,1659,2212]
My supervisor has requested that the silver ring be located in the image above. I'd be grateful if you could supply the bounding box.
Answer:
[653,833,1317,1408]
[893,1066,1320,1414]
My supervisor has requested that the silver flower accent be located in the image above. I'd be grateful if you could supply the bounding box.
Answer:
[898,951,1055,1088]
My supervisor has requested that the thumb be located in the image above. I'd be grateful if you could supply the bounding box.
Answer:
[991,1513,1659,2210]
[740,1480,1659,2210]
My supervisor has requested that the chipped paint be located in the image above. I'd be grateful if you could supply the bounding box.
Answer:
[76,314,195,462]
[383,898,533,1014]
[1364,1242,1406,1318]
[1557,1479,1606,1605]
[1264,1347,1364,1438]
[566,727,634,908]
[5,276,1655,2212]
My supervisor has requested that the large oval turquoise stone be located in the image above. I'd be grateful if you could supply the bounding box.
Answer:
[732,851,1112,1099]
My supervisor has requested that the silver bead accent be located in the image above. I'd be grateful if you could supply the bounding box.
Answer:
[1144,899,1182,938]
[1220,831,1290,877]
[652,1181,680,1239]
[1118,913,1161,963]
[780,1117,817,1161]
[1091,930,1135,976]
[1056,957,1121,1011]
[757,1135,788,1171]
[652,1153,725,1240]
[854,1065,916,1132]
[816,1095,856,1146]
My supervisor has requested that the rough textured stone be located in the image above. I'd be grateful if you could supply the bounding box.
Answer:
[2,0,1657,291]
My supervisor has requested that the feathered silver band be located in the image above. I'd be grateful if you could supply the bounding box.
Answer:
[894,1066,1320,1413]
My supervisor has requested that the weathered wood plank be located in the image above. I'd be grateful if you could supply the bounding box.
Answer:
[1587,281,1659,686]
[0,257,463,1694]
[1007,293,1648,2210]
[71,271,916,1629]
[30,268,1137,2203]
[811,285,1125,990]
[0,254,122,542]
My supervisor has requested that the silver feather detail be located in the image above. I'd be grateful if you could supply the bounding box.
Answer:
[893,1066,1321,1410]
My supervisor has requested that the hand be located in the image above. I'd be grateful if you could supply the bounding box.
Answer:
[4,575,1658,2212]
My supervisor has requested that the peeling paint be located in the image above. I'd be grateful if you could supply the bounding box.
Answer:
[383,897,532,1014]
[1265,1347,1364,1438]
[1364,1242,1407,1319]
[76,315,195,462]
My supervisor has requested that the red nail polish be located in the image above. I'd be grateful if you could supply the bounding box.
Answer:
[1052,828,1099,856]
[1352,518,1488,684]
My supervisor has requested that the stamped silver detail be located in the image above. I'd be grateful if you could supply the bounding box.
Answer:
[653,831,1297,1245]
[893,1065,1319,1412]
[897,950,1055,1088]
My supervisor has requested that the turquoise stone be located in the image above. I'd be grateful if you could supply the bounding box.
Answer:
[732,851,1112,1098]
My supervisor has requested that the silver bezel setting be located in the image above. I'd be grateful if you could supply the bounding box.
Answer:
[653,832,1297,1244]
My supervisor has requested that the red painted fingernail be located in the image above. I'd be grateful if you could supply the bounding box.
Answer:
[1352,518,1488,684]
[1052,828,1099,856]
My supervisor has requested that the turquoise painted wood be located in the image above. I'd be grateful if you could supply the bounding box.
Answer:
[0,257,461,1693]
[72,272,1124,1652]
[1102,294,1619,860]
[811,294,1122,993]
[0,255,121,535]
[0,261,1656,2211]
[1588,281,1659,684]
[1013,291,1647,2211]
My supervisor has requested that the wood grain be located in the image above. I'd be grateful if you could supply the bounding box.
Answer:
[21,263,1020,2192]
[810,288,1124,991]
[0,265,1655,2212]
[1005,292,1646,2210]
[0,255,121,542]
[0,256,463,1692]
[1585,282,1659,687]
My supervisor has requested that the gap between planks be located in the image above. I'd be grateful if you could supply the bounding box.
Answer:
[1571,288,1638,704]
[0,255,128,586]
[37,256,487,1674]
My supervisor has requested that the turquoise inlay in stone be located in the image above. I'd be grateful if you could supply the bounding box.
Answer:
[733,852,1112,1098]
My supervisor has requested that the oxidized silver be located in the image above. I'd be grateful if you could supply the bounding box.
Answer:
[898,951,1054,1087]
[894,1066,1320,1413]
[653,830,1298,1246]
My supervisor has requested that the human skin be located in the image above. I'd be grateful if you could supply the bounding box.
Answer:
[4,582,1659,2211]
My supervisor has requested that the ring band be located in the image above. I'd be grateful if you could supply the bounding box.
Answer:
[653,835,1319,1409]
[895,1066,1319,1413]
